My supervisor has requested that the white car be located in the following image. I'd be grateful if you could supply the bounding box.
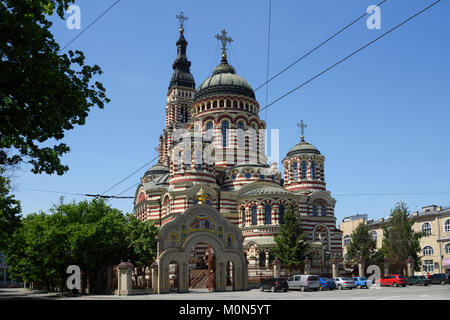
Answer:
[287,275,321,292]
[332,277,356,290]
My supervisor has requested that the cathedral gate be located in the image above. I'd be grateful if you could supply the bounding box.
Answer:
[152,204,248,294]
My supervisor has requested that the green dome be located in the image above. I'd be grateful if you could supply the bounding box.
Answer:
[194,57,255,101]
[144,163,169,177]
[286,141,321,157]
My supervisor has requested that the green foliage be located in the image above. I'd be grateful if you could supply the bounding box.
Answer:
[381,202,422,272]
[0,0,110,175]
[0,167,22,250]
[273,206,311,268]
[346,222,377,265]
[5,199,158,292]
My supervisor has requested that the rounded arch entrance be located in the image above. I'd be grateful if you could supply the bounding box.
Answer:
[154,204,248,294]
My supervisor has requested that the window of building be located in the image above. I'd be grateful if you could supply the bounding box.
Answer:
[245,172,252,180]
[321,205,327,216]
[311,161,316,179]
[279,204,285,225]
[344,235,351,246]
[312,205,318,216]
[444,219,450,233]
[241,207,246,227]
[301,161,307,179]
[422,246,434,256]
[237,121,245,148]
[422,222,432,236]
[371,230,378,242]
[259,174,265,180]
[445,243,450,254]
[423,260,434,273]
[292,162,298,180]
[264,205,272,225]
[221,120,229,147]
[251,206,257,225]
[206,121,213,140]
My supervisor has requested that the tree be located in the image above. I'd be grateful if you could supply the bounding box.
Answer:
[273,206,311,270]
[381,202,422,273]
[346,222,377,266]
[5,199,136,293]
[125,214,158,286]
[0,167,22,251]
[1,0,110,175]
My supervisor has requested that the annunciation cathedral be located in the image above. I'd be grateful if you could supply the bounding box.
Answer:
[133,17,343,281]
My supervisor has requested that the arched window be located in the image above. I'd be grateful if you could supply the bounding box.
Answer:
[310,161,316,179]
[422,246,434,256]
[241,207,246,226]
[237,121,245,148]
[292,162,298,180]
[445,243,450,254]
[321,205,327,216]
[444,219,450,233]
[422,222,432,236]
[184,149,191,170]
[178,151,182,170]
[206,121,213,140]
[245,172,252,180]
[221,120,229,147]
[301,161,307,179]
[264,205,272,225]
[312,205,318,216]
[251,206,257,225]
[195,150,202,170]
[371,230,378,241]
[344,235,351,246]
[279,204,285,224]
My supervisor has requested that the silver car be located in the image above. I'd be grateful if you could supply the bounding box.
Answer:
[332,277,356,290]
[287,274,321,292]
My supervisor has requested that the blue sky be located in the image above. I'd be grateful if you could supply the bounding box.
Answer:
[11,0,450,223]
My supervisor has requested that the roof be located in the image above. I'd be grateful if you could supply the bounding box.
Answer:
[144,163,169,176]
[240,185,291,197]
[194,57,255,101]
[286,141,321,157]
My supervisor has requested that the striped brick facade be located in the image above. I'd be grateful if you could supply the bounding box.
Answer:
[133,29,343,278]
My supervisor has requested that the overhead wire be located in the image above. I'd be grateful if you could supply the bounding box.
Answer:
[60,0,122,51]
[254,0,388,92]
[259,0,442,114]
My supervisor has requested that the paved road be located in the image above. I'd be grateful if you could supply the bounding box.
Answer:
[1,285,450,300]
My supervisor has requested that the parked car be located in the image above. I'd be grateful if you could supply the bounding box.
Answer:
[332,277,355,290]
[352,276,370,289]
[378,275,407,287]
[259,278,289,292]
[428,273,450,285]
[406,275,431,286]
[287,274,321,292]
[319,278,336,290]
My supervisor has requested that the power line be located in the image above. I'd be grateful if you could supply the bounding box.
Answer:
[60,0,122,52]
[259,0,441,114]
[97,155,158,198]
[254,0,388,92]
[105,182,141,203]
[16,187,134,199]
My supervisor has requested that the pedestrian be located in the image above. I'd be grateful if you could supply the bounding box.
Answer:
[426,272,430,278]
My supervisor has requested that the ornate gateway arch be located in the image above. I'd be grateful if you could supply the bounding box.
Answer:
[152,203,248,293]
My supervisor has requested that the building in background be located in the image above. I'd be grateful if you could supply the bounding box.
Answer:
[340,205,450,275]
[0,252,21,288]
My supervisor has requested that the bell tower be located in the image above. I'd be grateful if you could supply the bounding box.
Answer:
[158,11,196,165]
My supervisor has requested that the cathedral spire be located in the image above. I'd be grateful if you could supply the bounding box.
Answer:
[168,11,195,91]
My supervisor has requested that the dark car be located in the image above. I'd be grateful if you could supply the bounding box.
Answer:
[428,273,450,285]
[406,275,431,286]
[259,278,289,292]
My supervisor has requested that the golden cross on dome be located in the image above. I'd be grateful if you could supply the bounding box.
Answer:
[215,29,233,59]
[297,120,307,142]
[175,11,188,32]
